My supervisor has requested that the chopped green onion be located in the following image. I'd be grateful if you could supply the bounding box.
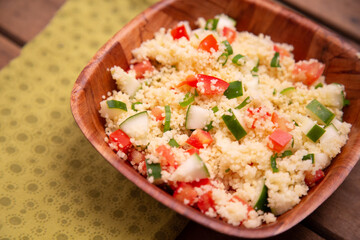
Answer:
[131,102,142,111]
[218,53,229,66]
[224,81,243,99]
[146,160,162,182]
[280,150,293,158]
[222,40,233,55]
[179,92,195,107]
[280,87,295,95]
[211,106,219,113]
[314,83,323,89]
[164,105,171,132]
[302,153,315,164]
[221,109,247,140]
[293,120,299,126]
[107,100,127,111]
[194,88,199,97]
[232,54,246,66]
[205,18,219,30]
[194,33,199,39]
[235,96,251,109]
[225,168,230,173]
[270,52,280,68]
[291,137,294,148]
[306,99,335,125]
[251,60,259,76]
[168,138,179,148]
[306,124,325,142]
[273,89,277,95]
[270,154,279,173]
[204,121,214,132]
[342,90,350,107]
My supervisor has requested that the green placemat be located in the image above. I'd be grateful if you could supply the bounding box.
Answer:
[0,0,188,239]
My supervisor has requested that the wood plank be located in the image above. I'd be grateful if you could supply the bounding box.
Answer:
[0,0,66,44]
[176,221,324,240]
[304,162,360,240]
[0,34,21,69]
[281,0,360,41]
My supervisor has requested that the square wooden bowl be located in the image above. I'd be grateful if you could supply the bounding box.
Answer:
[70,0,360,238]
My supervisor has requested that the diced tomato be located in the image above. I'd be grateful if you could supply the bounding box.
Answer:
[268,129,293,153]
[293,60,325,86]
[191,178,211,188]
[198,34,218,53]
[156,145,177,167]
[274,45,290,58]
[271,112,293,132]
[173,182,197,206]
[186,129,213,149]
[305,169,325,187]
[151,107,165,121]
[186,148,200,155]
[108,129,132,153]
[197,191,216,213]
[132,60,154,79]
[196,74,230,95]
[128,149,145,164]
[171,24,189,40]
[222,27,236,44]
[177,75,198,88]
[246,107,271,129]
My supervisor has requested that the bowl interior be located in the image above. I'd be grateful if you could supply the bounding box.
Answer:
[70,0,360,238]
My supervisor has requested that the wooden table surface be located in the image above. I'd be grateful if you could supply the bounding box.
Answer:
[0,0,359,239]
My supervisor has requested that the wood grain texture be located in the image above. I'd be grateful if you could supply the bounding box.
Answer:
[70,0,360,238]
[281,0,360,41]
[0,34,21,69]
[0,0,66,44]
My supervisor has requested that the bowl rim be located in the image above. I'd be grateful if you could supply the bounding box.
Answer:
[70,0,360,238]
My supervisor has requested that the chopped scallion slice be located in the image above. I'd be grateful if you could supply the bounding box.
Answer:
[203,121,214,132]
[280,150,293,158]
[270,52,280,68]
[164,105,171,132]
[131,102,142,111]
[222,40,233,55]
[314,83,323,89]
[306,99,335,125]
[211,106,219,113]
[306,124,325,142]
[194,88,199,97]
[224,81,243,99]
[107,100,127,111]
[225,168,230,173]
[221,109,247,140]
[280,87,295,95]
[273,89,277,95]
[232,54,246,66]
[168,138,179,148]
[218,53,229,66]
[270,154,279,173]
[194,33,199,39]
[235,96,251,109]
[205,18,219,30]
[302,153,315,164]
[146,160,162,182]
[179,92,195,107]
[251,59,259,76]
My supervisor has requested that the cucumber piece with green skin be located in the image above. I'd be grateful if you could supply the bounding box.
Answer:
[119,111,148,141]
[306,99,335,125]
[280,87,295,95]
[100,100,126,119]
[145,160,162,184]
[185,105,211,130]
[171,153,210,182]
[306,124,325,142]
[253,179,270,212]
[320,124,339,146]
[111,66,141,97]
[224,81,243,99]
[222,109,247,140]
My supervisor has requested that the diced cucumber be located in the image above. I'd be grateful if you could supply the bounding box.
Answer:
[224,81,243,99]
[119,111,148,140]
[320,124,339,146]
[222,109,247,140]
[100,100,126,119]
[146,160,162,184]
[306,124,325,142]
[331,118,342,130]
[253,179,270,212]
[185,105,211,129]
[106,100,127,111]
[164,105,171,132]
[320,83,344,109]
[111,66,141,97]
[171,153,210,182]
[306,99,335,125]
[215,14,236,32]
[300,117,316,135]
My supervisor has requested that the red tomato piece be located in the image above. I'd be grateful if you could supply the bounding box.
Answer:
[198,34,218,53]
[151,107,165,121]
[173,182,197,206]
[186,129,213,149]
[271,112,293,132]
[156,145,177,167]
[222,27,236,44]
[132,60,154,79]
[268,129,292,153]
[274,45,290,58]
[293,60,325,86]
[191,178,211,188]
[197,191,216,213]
[196,74,229,95]
[186,148,200,156]
[305,169,325,187]
[128,149,145,164]
[109,129,132,153]
[171,24,189,40]
[177,74,198,88]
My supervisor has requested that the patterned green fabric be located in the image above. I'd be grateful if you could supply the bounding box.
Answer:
[0,0,188,239]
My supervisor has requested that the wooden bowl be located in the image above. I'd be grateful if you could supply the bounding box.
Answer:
[70,0,360,238]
